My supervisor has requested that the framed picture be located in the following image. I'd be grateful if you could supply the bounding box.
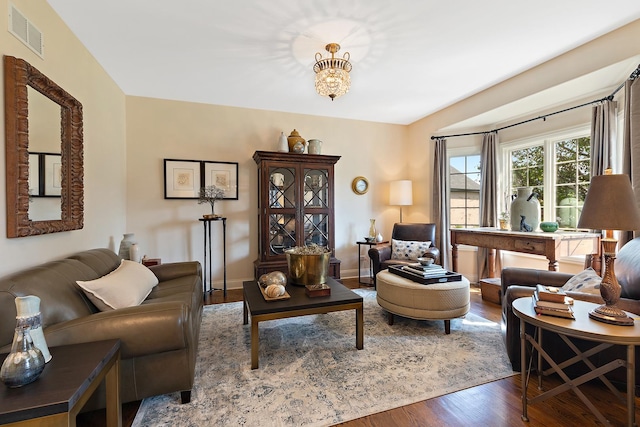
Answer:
[204,161,239,200]
[28,153,41,197]
[43,153,62,197]
[164,159,202,199]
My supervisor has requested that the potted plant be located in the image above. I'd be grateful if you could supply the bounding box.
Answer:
[499,212,510,230]
[198,185,225,218]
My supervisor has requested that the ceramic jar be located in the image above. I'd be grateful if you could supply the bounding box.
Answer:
[510,188,540,232]
[130,243,142,263]
[277,132,288,152]
[287,129,305,153]
[118,233,135,260]
[307,139,322,154]
[14,296,51,363]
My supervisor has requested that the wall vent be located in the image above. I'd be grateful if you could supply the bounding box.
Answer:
[8,3,44,58]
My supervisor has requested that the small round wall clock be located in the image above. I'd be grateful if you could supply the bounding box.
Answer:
[352,176,369,195]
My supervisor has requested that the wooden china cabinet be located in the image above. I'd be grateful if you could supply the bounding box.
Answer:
[253,150,341,279]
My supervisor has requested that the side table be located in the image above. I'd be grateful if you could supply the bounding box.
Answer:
[199,217,227,297]
[513,297,640,426]
[0,339,121,426]
[355,240,388,286]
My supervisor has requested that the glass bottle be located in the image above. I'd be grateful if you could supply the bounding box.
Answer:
[0,325,46,387]
[368,219,377,239]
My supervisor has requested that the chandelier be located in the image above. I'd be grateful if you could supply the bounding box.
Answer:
[313,43,352,101]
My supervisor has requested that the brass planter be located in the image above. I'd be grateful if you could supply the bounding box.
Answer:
[285,251,330,286]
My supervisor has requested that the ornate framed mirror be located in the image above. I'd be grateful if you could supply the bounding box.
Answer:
[4,55,83,237]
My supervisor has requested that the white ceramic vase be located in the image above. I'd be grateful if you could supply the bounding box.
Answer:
[118,233,135,260]
[129,243,141,263]
[14,295,51,363]
[510,188,540,232]
[277,132,288,152]
[308,139,322,154]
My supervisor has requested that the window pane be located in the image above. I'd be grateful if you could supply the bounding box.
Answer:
[557,163,576,185]
[528,146,543,166]
[450,208,466,227]
[512,151,528,168]
[449,154,481,228]
[577,137,590,160]
[577,160,590,182]
[467,155,481,173]
[512,169,527,187]
[529,166,544,186]
[450,157,465,172]
[556,139,576,162]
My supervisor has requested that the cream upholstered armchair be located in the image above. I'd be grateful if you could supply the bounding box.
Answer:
[368,223,440,285]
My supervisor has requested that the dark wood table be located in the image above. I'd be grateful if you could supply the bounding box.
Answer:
[355,240,389,285]
[243,277,363,369]
[0,339,121,426]
[450,227,601,277]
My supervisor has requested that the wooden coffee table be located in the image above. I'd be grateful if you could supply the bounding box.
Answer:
[0,339,121,426]
[243,277,363,369]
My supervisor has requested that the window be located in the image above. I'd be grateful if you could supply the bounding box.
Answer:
[449,154,481,228]
[504,131,590,229]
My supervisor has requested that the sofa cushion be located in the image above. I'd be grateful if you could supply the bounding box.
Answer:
[391,239,432,260]
[77,260,159,310]
[561,267,601,295]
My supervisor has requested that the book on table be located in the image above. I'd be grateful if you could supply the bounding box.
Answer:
[405,264,448,277]
[535,284,568,303]
[532,291,575,319]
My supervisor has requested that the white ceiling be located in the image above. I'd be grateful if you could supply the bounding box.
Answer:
[46,0,640,126]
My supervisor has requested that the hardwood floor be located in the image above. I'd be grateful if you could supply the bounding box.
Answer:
[79,278,639,426]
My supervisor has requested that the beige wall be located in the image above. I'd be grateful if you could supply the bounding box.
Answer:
[0,0,126,276]
[125,97,408,287]
[1,2,638,286]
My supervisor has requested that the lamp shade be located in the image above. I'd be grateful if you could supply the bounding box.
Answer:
[390,180,413,206]
[577,174,640,231]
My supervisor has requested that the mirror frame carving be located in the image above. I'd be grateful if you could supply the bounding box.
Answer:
[4,55,84,237]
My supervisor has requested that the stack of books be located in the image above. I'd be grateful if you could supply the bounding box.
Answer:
[405,264,448,278]
[533,284,575,319]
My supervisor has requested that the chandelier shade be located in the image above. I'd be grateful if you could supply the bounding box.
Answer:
[313,43,352,101]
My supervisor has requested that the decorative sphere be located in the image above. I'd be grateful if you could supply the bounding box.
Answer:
[269,271,287,286]
[258,274,269,288]
[265,284,286,298]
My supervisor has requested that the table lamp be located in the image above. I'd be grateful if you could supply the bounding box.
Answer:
[390,180,413,223]
[577,171,640,325]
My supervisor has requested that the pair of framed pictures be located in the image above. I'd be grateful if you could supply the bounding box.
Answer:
[29,152,62,197]
[164,159,239,199]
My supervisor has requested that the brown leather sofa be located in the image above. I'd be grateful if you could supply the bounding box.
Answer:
[0,248,203,407]
[368,223,440,285]
[502,237,640,391]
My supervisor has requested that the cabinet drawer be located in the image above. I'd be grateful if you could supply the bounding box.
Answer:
[513,239,544,253]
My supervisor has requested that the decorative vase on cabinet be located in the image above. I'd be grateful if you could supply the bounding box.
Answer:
[510,188,540,232]
[118,233,135,260]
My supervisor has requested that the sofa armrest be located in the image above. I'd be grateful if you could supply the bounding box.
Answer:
[42,301,192,359]
[501,267,573,297]
[150,261,202,283]
[368,244,391,277]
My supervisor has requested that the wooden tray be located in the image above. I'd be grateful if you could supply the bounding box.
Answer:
[258,283,291,301]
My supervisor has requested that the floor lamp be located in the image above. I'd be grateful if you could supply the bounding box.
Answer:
[576,171,640,325]
[390,180,413,223]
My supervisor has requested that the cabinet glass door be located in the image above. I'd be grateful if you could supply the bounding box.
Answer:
[304,213,328,246]
[269,213,296,255]
[304,169,328,207]
[269,167,295,208]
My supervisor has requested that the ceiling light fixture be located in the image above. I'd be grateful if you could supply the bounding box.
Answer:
[313,43,352,101]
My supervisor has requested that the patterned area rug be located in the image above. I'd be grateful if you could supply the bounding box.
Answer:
[132,289,515,426]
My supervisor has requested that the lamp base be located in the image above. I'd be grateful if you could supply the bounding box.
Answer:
[589,304,634,326]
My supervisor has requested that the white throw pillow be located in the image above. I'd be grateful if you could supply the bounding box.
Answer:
[391,239,432,261]
[77,260,159,311]
[561,267,602,295]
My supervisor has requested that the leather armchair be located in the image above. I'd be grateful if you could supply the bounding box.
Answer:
[368,223,440,285]
[501,237,640,392]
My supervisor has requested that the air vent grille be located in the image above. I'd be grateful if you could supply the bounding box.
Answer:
[8,3,44,58]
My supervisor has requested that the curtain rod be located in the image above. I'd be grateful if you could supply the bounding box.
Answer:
[430,63,640,141]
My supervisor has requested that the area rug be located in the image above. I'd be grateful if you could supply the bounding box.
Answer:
[132,289,515,427]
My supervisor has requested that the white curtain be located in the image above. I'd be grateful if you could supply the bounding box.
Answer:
[433,138,450,270]
[477,132,500,280]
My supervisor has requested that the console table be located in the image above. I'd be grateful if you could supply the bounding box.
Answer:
[199,217,227,297]
[355,240,388,286]
[450,227,601,277]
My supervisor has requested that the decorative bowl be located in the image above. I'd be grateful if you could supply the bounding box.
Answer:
[364,237,375,243]
[417,257,434,266]
[540,221,559,232]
